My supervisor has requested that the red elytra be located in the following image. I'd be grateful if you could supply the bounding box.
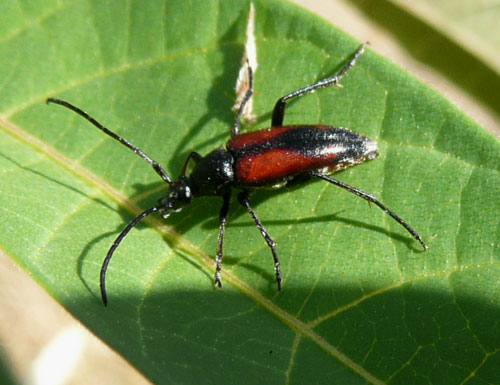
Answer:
[227,125,378,186]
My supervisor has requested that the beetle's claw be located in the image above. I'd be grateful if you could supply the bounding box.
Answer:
[214,274,223,289]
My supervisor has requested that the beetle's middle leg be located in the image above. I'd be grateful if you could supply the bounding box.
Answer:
[215,192,232,288]
[238,190,282,291]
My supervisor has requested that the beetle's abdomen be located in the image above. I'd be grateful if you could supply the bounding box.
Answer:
[227,125,378,187]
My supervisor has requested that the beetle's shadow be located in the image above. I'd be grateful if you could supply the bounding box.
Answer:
[76,228,118,300]
[174,178,421,249]
[73,176,423,300]
[152,178,424,292]
[156,189,423,296]
[0,152,115,212]
[0,152,127,298]
[168,13,246,173]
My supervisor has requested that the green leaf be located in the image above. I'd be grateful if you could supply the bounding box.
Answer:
[1,0,499,384]
[0,348,20,385]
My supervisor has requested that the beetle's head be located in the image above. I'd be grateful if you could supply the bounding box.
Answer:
[157,175,193,218]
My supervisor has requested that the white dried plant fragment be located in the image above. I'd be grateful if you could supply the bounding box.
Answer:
[233,3,257,123]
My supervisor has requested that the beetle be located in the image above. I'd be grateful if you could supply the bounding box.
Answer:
[47,42,427,306]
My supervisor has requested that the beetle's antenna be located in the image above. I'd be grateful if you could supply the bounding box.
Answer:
[46,98,172,184]
[311,171,428,251]
[100,206,159,306]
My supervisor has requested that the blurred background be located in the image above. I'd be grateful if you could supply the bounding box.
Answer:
[1,0,499,384]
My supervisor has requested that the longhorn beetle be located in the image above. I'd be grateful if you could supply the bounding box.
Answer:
[47,42,427,306]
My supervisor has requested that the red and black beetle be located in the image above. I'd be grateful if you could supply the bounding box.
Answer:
[47,42,427,306]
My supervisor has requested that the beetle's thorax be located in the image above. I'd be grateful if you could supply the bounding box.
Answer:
[157,147,235,218]
[189,147,235,197]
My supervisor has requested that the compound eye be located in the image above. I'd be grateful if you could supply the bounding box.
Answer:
[183,185,192,200]
[172,184,192,205]
[161,178,193,212]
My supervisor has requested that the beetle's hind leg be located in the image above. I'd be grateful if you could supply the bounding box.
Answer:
[309,171,428,250]
[271,42,368,127]
[238,191,282,291]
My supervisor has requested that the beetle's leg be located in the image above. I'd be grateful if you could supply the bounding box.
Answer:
[46,98,172,184]
[271,42,368,127]
[237,191,282,291]
[231,64,254,137]
[181,151,203,176]
[310,171,428,250]
[215,192,232,288]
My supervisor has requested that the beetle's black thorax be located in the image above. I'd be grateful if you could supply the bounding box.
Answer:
[189,147,235,196]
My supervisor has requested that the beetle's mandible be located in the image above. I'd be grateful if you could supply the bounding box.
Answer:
[47,42,427,306]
